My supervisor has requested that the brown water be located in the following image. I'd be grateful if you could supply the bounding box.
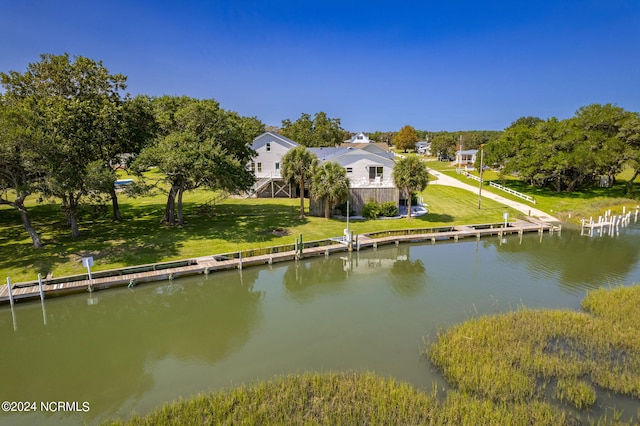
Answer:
[1,226,640,424]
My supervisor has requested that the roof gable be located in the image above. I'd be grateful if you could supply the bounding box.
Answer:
[252,131,299,151]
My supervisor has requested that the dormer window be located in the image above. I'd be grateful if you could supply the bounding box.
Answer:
[266,143,271,152]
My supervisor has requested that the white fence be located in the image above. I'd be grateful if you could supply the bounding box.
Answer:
[489,182,536,204]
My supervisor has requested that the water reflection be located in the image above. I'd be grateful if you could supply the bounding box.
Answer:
[0,269,263,421]
[489,225,640,293]
[1,227,639,425]
[283,245,428,300]
[282,256,348,302]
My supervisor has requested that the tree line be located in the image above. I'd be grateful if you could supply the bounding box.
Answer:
[0,54,264,247]
[1,54,431,250]
[483,104,640,193]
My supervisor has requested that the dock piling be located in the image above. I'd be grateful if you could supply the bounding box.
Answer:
[38,273,45,302]
[7,277,14,308]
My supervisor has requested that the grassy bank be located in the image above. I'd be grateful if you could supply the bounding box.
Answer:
[104,372,568,426]
[0,184,518,282]
[426,159,640,223]
[102,286,640,425]
[429,284,640,423]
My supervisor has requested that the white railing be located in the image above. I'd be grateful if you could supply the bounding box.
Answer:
[489,182,536,204]
[349,177,395,188]
[462,172,482,183]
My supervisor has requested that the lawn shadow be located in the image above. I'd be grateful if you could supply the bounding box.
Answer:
[412,213,455,223]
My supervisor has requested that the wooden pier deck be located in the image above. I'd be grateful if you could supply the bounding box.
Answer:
[0,220,554,305]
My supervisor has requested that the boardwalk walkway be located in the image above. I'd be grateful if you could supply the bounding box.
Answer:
[1,220,555,305]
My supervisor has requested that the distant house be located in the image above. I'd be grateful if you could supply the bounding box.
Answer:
[455,149,478,170]
[248,132,400,216]
[344,132,372,144]
[415,141,431,155]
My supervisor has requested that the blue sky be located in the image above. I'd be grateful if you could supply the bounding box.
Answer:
[1,0,639,132]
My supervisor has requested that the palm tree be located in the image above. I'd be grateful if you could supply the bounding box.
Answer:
[393,156,429,219]
[311,161,350,218]
[281,146,318,218]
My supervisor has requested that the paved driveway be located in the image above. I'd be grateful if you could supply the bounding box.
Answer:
[427,168,559,223]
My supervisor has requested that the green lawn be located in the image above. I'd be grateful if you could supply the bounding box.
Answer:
[0,184,517,282]
[3,159,637,283]
[426,159,640,222]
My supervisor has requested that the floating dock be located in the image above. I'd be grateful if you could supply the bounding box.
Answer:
[1,220,556,305]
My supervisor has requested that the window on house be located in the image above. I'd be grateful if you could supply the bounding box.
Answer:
[376,167,383,178]
[275,162,280,170]
[250,162,256,173]
[257,162,262,173]
[346,167,353,173]
[266,143,271,152]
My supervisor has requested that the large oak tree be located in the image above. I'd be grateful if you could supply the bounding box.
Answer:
[1,53,128,237]
[132,96,262,225]
[281,112,345,147]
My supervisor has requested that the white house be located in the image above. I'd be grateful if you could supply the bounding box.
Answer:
[248,132,401,216]
[455,149,478,170]
[249,131,298,197]
[308,146,395,188]
[344,132,372,144]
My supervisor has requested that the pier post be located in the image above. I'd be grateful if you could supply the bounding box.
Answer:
[239,252,243,270]
[38,273,45,302]
[431,237,435,244]
[299,234,303,259]
[7,277,15,308]
[373,241,377,249]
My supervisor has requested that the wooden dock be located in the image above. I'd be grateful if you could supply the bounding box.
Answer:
[0,220,555,305]
[581,209,637,237]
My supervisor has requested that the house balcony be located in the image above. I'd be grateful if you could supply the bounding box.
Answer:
[349,177,395,188]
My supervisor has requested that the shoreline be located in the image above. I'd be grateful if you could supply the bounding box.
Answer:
[0,219,557,305]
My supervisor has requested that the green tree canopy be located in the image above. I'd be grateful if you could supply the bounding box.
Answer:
[485,105,638,192]
[1,53,128,237]
[311,161,350,219]
[393,156,429,219]
[281,146,318,218]
[0,95,44,247]
[132,96,262,225]
[281,112,345,147]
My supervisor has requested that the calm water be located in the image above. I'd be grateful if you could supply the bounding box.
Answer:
[1,225,640,424]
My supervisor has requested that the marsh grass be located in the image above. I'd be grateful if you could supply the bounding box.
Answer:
[428,285,640,422]
[104,372,571,426]
[99,287,640,425]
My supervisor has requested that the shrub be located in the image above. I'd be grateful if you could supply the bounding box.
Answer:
[362,200,380,219]
[379,202,399,217]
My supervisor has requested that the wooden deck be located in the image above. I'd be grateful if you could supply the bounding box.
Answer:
[0,220,555,305]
